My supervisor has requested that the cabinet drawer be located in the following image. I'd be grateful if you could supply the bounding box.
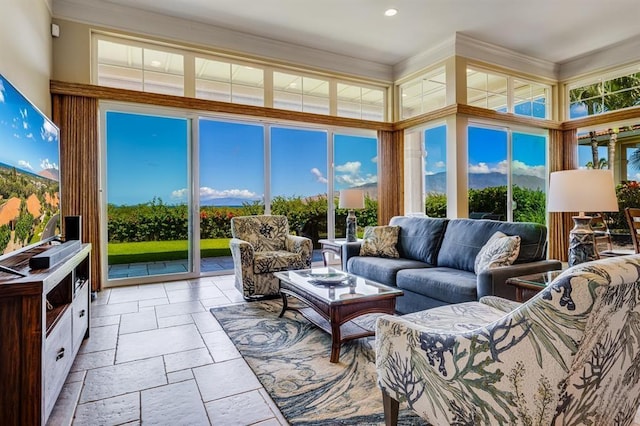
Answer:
[44,306,73,418]
[73,281,89,350]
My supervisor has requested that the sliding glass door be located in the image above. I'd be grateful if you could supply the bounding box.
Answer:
[104,109,192,281]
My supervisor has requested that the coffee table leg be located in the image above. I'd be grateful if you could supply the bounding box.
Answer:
[279,293,288,318]
[330,322,341,363]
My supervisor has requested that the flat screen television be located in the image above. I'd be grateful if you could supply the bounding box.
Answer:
[0,73,61,272]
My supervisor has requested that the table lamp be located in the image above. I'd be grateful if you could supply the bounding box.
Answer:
[547,169,619,267]
[339,189,365,242]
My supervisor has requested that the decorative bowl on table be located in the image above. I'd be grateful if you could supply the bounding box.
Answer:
[308,272,349,286]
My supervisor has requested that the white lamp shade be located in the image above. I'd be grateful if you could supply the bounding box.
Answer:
[339,189,365,209]
[547,169,618,213]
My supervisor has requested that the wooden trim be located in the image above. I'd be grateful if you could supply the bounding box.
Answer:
[457,104,562,130]
[561,106,640,130]
[50,80,394,131]
[392,105,458,130]
[377,130,404,225]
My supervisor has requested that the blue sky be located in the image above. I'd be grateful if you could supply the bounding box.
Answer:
[106,113,378,205]
[424,125,546,180]
[0,75,60,179]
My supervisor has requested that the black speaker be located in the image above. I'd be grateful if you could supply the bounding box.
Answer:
[64,215,82,242]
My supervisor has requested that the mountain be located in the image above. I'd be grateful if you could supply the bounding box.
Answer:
[39,168,59,181]
[201,197,261,207]
[425,172,545,193]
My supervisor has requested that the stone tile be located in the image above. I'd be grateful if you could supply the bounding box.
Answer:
[91,315,120,328]
[141,380,209,425]
[167,286,225,303]
[164,348,213,373]
[80,357,166,403]
[163,280,192,291]
[205,390,273,425]
[212,279,237,291]
[47,380,82,426]
[74,392,140,425]
[65,370,86,384]
[191,311,222,334]
[193,359,261,402]
[201,330,241,362]
[167,369,194,384]
[91,301,139,318]
[71,349,115,372]
[78,325,119,354]
[92,289,111,306]
[109,285,167,303]
[253,418,283,426]
[222,290,245,304]
[157,314,194,328]
[259,388,288,425]
[120,310,158,334]
[155,301,205,318]
[116,324,205,364]
[139,297,169,308]
[200,296,235,309]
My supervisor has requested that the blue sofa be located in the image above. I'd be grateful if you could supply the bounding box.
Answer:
[342,216,562,314]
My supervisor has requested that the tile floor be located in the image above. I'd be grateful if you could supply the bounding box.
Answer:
[48,273,640,426]
[48,274,288,426]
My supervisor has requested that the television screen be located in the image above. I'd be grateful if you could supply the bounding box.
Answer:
[0,74,61,259]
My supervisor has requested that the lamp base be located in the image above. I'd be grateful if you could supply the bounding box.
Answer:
[346,210,357,242]
[568,215,597,267]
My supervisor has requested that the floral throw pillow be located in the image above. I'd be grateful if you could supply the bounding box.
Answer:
[474,231,521,274]
[359,226,400,258]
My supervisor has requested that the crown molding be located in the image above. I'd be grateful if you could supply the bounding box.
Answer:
[52,0,393,82]
[558,35,640,81]
[393,35,456,81]
[454,33,559,80]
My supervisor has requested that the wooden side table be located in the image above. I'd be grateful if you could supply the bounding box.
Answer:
[506,270,563,302]
[318,239,352,267]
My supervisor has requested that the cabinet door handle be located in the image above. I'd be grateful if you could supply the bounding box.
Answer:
[56,348,65,361]
[79,309,86,318]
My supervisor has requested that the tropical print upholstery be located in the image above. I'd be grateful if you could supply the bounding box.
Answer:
[230,215,312,299]
[376,254,640,425]
[474,231,521,274]
[359,225,400,258]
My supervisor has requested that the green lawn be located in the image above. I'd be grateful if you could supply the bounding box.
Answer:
[108,238,231,264]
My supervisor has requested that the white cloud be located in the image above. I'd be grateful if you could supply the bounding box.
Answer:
[468,160,545,179]
[18,160,32,170]
[40,158,58,171]
[0,81,4,103]
[310,167,328,184]
[468,162,492,174]
[335,161,361,174]
[371,155,378,163]
[335,173,377,186]
[424,170,436,176]
[41,120,57,142]
[434,161,446,169]
[171,187,259,201]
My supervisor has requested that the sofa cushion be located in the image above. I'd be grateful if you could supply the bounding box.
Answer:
[347,256,431,287]
[396,267,478,304]
[388,216,448,264]
[474,231,521,274]
[437,219,547,272]
[359,225,400,258]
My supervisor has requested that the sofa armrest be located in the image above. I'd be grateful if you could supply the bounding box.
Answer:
[477,259,562,300]
[285,235,313,267]
[340,241,362,271]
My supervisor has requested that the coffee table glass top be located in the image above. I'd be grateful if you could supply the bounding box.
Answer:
[275,267,402,304]
[507,270,563,289]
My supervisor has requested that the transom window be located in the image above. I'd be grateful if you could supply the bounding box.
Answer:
[399,67,447,119]
[569,67,640,119]
[273,72,329,114]
[337,83,385,121]
[195,58,264,106]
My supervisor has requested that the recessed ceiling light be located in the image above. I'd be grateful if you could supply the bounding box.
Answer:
[384,8,398,17]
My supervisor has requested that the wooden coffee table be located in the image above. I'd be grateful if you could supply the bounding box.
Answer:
[274,268,403,363]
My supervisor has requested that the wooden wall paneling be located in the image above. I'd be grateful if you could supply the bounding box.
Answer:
[377,130,404,225]
[547,128,578,262]
[52,94,101,291]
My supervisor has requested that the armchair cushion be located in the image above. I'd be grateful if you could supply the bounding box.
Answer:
[396,267,477,304]
[230,215,289,252]
[253,250,305,274]
[359,225,400,258]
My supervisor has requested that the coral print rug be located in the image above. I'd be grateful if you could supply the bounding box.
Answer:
[210,301,422,425]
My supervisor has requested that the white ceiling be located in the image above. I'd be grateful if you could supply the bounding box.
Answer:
[96,0,640,66]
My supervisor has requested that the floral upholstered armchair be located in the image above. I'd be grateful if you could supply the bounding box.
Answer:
[376,254,640,425]
[230,215,312,300]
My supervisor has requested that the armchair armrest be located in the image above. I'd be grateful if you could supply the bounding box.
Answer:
[229,238,254,259]
[285,235,313,267]
[340,241,362,271]
[477,259,562,300]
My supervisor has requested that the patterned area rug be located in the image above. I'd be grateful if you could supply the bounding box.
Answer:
[210,301,422,425]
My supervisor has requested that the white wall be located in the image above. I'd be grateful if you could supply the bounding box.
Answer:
[0,0,53,115]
